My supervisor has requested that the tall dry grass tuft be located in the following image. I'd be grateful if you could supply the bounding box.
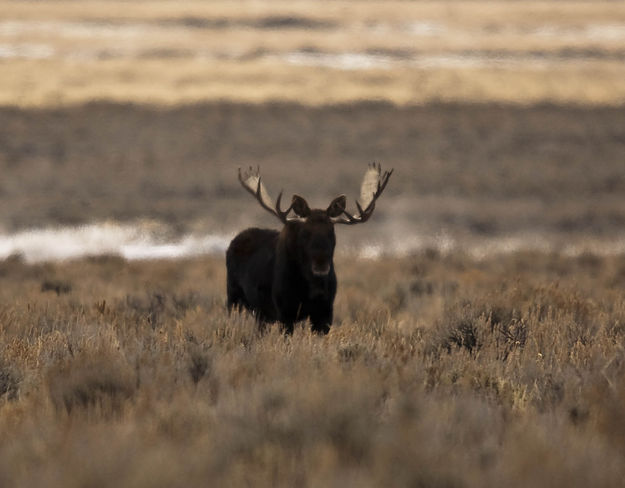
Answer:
[0,358,20,401]
[47,350,136,416]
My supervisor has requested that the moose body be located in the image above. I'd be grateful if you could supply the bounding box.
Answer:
[227,164,392,334]
[227,220,337,334]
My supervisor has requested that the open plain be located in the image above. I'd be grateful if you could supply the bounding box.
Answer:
[1,1,625,486]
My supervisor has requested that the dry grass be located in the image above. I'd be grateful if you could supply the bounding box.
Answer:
[1,251,625,486]
[3,59,625,107]
[2,102,625,245]
[2,1,625,106]
[3,1,625,23]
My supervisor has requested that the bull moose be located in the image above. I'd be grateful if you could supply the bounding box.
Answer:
[226,163,393,334]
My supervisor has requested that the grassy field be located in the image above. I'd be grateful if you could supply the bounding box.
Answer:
[1,252,625,486]
[2,1,625,106]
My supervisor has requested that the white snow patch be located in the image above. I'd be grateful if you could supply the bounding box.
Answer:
[280,51,394,70]
[277,50,589,71]
[0,43,54,59]
[0,223,231,263]
[0,20,155,39]
[2,222,625,264]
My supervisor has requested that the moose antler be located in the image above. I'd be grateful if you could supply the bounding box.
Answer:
[238,167,293,223]
[332,162,393,225]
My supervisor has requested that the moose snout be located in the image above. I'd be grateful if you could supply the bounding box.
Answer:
[311,259,331,276]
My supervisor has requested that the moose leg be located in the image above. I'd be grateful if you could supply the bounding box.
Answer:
[277,305,298,335]
[272,280,300,334]
[227,276,246,313]
[274,300,300,335]
[310,302,332,335]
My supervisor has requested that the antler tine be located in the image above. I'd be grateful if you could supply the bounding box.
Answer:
[332,163,393,225]
[274,190,292,222]
[238,166,292,224]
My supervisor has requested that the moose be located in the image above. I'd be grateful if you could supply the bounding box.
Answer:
[226,163,393,334]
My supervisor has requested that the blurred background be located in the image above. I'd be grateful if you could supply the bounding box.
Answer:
[1,0,625,261]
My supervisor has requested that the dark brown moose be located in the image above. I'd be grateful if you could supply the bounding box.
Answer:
[226,163,393,334]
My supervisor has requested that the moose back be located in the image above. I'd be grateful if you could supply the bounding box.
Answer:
[226,164,392,334]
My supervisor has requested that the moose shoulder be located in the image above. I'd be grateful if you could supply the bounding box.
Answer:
[226,164,393,334]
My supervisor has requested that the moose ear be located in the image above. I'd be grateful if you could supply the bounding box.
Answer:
[326,195,347,218]
[291,195,311,218]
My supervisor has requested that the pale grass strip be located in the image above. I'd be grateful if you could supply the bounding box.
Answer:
[2,59,625,107]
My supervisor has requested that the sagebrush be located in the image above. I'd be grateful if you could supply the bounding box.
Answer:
[1,251,624,487]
